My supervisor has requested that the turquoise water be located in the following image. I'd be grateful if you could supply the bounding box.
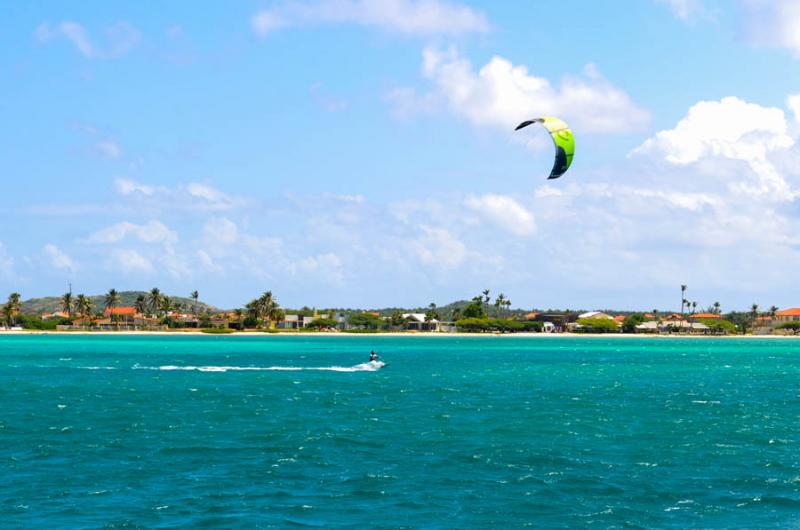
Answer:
[2,335,800,528]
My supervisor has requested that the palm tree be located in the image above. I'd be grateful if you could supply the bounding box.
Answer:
[495,293,506,318]
[160,296,172,315]
[256,291,276,328]
[680,285,687,314]
[504,297,512,317]
[750,303,759,332]
[6,292,21,327]
[713,301,721,315]
[190,290,199,315]
[770,305,779,317]
[134,294,146,315]
[234,308,244,329]
[691,301,697,315]
[482,289,491,315]
[75,294,86,321]
[81,296,94,324]
[148,288,162,316]
[61,292,73,318]
[105,289,120,326]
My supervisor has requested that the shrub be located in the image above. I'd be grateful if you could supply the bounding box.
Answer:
[200,328,235,334]
[575,317,619,333]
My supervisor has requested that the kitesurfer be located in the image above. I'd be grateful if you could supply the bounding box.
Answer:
[370,351,378,362]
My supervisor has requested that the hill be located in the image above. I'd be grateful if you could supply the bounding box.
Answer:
[21,291,217,315]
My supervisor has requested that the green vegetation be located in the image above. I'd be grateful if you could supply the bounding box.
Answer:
[698,318,738,334]
[20,290,215,315]
[622,313,647,333]
[576,318,619,333]
[306,318,338,330]
[18,315,70,330]
[456,318,542,333]
[347,313,384,330]
[200,328,235,334]
[777,322,800,332]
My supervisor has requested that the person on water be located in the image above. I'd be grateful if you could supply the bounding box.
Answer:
[369,350,379,362]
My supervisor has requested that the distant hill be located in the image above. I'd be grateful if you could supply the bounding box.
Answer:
[21,291,217,315]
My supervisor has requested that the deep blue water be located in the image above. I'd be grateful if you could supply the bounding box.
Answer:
[2,335,800,528]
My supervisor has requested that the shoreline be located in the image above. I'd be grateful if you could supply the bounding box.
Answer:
[0,330,797,339]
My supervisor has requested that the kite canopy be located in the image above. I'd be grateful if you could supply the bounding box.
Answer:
[515,117,574,179]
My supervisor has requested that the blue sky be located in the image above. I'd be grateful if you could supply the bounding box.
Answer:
[2,0,800,311]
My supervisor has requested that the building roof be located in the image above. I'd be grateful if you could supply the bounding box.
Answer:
[578,311,612,319]
[693,313,720,319]
[525,312,539,319]
[777,308,800,317]
[403,313,438,323]
[613,315,626,322]
[104,306,138,316]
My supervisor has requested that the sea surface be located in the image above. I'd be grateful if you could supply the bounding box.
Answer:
[2,335,800,528]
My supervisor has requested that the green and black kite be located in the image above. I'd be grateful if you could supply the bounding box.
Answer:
[515,117,574,179]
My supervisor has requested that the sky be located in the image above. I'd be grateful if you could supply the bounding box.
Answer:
[2,0,800,311]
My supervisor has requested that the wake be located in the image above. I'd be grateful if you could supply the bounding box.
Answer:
[130,360,385,373]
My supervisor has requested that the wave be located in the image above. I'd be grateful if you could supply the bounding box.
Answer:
[131,361,385,373]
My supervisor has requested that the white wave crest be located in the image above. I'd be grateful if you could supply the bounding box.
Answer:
[132,361,385,373]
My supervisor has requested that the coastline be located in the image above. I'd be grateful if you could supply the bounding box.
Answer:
[0,330,797,338]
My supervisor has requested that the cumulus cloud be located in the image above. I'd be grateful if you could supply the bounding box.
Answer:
[465,194,536,236]
[96,140,121,158]
[251,0,489,37]
[632,96,796,197]
[86,220,178,245]
[657,0,709,21]
[35,21,140,59]
[393,47,649,133]
[788,94,800,124]
[740,0,800,57]
[113,178,244,211]
[410,225,467,269]
[43,244,77,273]
[109,249,153,274]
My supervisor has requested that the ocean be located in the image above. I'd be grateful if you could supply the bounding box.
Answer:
[2,334,800,528]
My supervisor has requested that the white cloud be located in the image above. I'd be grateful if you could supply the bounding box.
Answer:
[35,21,140,59]
[632,96,796,197]
[788,94,800,124]
[410,225,467,268]
[115,178,155,196]
[465,194,536,236]
[86,221,178,245]
[740,0,800,57]
[112,178,244,211]
[110,249,153,274]
[203,217,239,245]
[657,0,708,21]
[396,47,649,133]
[43,244,77,273]
[251,0,489,38]
[96,140,121,158]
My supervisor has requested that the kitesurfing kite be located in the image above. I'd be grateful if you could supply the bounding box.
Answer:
[515,117,574,179]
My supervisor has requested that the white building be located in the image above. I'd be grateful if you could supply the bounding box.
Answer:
[402,313,440,332]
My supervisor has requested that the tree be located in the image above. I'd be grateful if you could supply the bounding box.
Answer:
[495,293,506,318]
[482,289,491,315]
[713,301,721,315]
[191,290,199,314]
[462,300,486,319]
[389,310,407,329]
[750,303,759,331]
[680,284,687,314]
[148,288,162,316]
[5,292,21,327]
[622,313,646,333]
[770,305,779,318]
[160,296,172,315]
[61,292,73,318]
[135,294,147,315]
[691,301,697,314]
[347,312,383,330]
[80,295,94,323]
[105,289,120,326]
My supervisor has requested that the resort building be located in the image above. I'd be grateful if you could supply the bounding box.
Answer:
[280,314,318,329]
[692,312,721,319]
[775,308,800,323]
[402,313,440,332]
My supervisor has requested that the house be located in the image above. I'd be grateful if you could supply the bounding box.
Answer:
[775,308,800,323]
[613,315,626,323]
[578,311,613,320]
[280,314,318,329]
[42,311,69,320]
[402,313,440,332]
[104,306,139,325]
[635,320,711,333]
[692,312,721,319]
